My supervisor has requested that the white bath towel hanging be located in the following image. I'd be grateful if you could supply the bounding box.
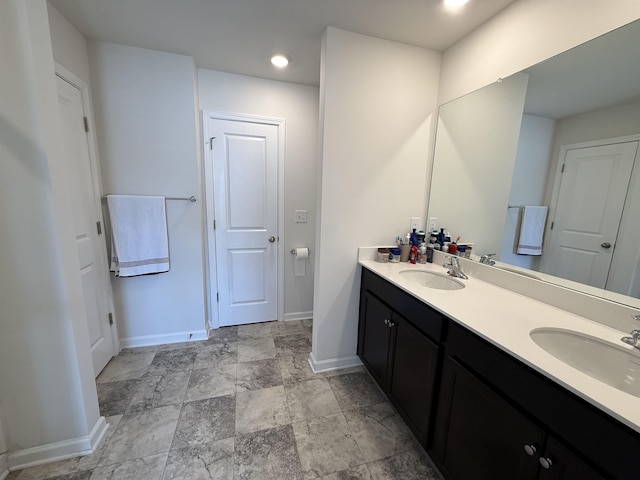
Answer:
[107,195,170,277]
[517,206,548,256]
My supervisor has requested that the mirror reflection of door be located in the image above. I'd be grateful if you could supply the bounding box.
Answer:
[542,139,639,289]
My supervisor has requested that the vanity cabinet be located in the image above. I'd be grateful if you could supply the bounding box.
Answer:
[433,355,542,480]
[430,322,631,480]
[432,355,603,480]
[358,268,444,446]
[358,265,640,479]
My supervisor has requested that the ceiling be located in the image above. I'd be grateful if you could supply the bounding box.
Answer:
[48,0,517,86]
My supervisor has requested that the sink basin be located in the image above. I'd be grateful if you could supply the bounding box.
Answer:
[530,328,640,397]
[399,270,465,290]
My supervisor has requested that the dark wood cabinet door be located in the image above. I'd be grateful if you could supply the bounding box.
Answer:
[388,314,439,447]
[358,291,393,388]
[537,437,605,480]
[432,357,544,480]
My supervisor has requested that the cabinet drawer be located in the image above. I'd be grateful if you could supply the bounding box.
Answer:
[360,268,445,342]
[446,321,640,480]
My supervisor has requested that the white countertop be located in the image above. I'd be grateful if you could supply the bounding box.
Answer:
[359,255,640,434]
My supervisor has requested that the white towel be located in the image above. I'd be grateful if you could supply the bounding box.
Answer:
[517,206,548,256]
[107,195,170,277]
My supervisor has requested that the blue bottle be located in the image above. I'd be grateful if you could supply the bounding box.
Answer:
[411,229,418,247]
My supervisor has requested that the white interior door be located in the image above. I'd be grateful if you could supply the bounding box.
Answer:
[543,141,638,287]
[56,73,116,376]
[207,118,280,327]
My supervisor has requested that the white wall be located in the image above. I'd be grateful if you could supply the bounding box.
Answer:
[197,69,319,320]
[501,114,556,268]
[0,0,101,462]
[47,2,91,84]
[0,412,6,454]
[439,0,640,105]
[551,100,640,163]
[89,42,207,345]
[311,27,441,370]
[429,73,529,258]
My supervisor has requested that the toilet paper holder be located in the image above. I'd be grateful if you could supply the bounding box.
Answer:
[291,248,311,255]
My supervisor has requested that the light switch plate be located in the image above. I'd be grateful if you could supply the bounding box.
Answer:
[295,210,308,223]
[410,217,421,231]
[428,217,438,231]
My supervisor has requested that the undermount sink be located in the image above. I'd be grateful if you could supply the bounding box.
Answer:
[530,328,640,398]
[399,270,465,290]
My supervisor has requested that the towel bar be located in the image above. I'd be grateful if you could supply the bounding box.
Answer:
[103,194,197,202]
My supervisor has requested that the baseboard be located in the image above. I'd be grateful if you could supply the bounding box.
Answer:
[7,416,108,471]
[0,453,8,480]
[283,311,313,322]
[88,416,108,454]
[120,329,208,348]
[308,352,362,373]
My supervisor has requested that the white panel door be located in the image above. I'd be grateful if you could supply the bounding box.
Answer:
[544,141,638,287]
[56,74,115,376]
[210,119,279,326]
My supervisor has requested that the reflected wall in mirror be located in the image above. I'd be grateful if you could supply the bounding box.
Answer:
[428,19,640,308]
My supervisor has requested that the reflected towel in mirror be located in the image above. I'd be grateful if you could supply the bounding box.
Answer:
[517,206,548,255]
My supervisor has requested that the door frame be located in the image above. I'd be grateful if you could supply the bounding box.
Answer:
[541,134,640,276]
[54,63,120,357]
[202,111,285,330]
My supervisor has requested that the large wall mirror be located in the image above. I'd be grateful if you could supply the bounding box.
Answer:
[428,19,640,309]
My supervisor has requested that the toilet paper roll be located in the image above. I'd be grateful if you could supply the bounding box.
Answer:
[294,247,309,277]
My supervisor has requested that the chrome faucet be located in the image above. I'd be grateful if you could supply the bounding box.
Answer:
[621,330,640,350]
[443,255,469,280]
[479,253,496,266]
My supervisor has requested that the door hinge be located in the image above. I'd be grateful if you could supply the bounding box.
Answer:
[216,292,219,303]
[213,219,216,230]
[550,221,554,230]
[561,163,565,173]
[108,312,114,325]
[83,116,89,133]
[96,221,102,235]
[210,137,216,150]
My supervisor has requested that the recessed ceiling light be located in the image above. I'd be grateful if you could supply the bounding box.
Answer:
[444,0,469,7]
[270,54,290,68]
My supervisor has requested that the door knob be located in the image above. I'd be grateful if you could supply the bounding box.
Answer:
[523,444,537,456]
[539,457,553,469]
[268,236,276,243]
[601,242,611,249]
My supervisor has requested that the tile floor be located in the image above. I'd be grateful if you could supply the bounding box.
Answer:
[7,319,439,480]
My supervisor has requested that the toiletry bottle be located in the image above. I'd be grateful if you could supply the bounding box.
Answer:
[418,243,427,264]
[426,244,434,263]
[411,229,418,247]
[409,245,418,264]
[438,228,446,246]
